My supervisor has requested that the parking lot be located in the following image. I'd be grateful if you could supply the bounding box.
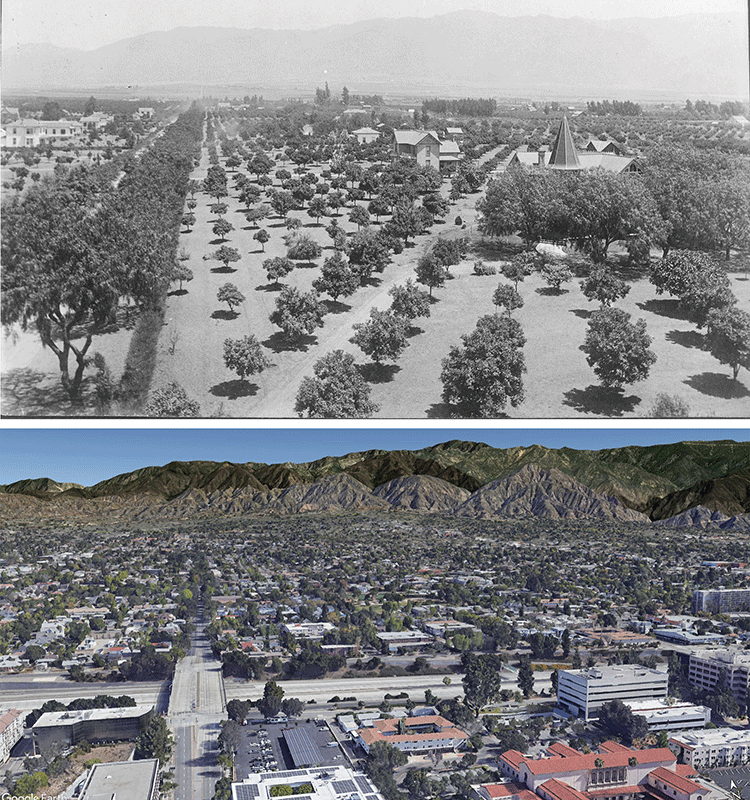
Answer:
[708,765,750,798]
[235,719,350,781]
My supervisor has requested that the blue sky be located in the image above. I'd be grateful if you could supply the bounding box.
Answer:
[1,428,747,486]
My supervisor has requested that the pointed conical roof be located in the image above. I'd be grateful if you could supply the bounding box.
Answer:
[548,116,581,170]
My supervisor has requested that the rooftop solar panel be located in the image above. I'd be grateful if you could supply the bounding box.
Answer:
[355,777,372,793]
[333,781,358,794]
[235,785,260,800]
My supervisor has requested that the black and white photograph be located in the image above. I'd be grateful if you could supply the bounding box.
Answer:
[1,0,749,418]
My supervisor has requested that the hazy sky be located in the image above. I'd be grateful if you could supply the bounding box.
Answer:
[1,428,747,486]
[3,0,745,51]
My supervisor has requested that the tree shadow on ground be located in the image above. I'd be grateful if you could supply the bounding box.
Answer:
[2,367,89,417]
[242,225,259,231]
[210,266,237,274]
[181,229,194,234]
[358,362,401,384]
[607,257,652,282]
[268,222,286,228]
[361,276,383,288]
[167,288,189,297]
[536,286,569,297]
[637,298,687,321]
[563,385,641,416]
[261,331,318,353]
[209,238,232,245]
[291,260,318,269]
[255,282,282,292]
[211,309,239,321]
[425,400,510,419]
[666,329,705,349]
[209,380,259,399]
[684,372,750,399]
[406,324,425,337]
[322,299,352,314]
[250,248,266,255]
[570,308,593,320]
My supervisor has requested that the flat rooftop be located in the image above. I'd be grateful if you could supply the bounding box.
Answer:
[32,705,153,729]
[232,765,382,800]
[563,665,667,683]
[80,759,159,800]
[671,728,750,747]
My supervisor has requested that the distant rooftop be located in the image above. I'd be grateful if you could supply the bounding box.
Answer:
[80,759,159,800]
[32,704,153,729]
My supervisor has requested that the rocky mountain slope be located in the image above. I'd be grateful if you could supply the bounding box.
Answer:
[1,439,748,526]
[4,11,746,97]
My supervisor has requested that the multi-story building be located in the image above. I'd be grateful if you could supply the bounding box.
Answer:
[356,715,468,755]
[4,119,83,147]
[557,665,669,720]
[32,705,154,752]
[232,765,382,800]
[693,589,750,614]
[688,649,750,704]
[79,759,160,800]
[498,741,708,800]
[624,699,711,732]
[0,709,24,763]
[376,631,434,651]
[281,622,335,640]
[670,728,750,769]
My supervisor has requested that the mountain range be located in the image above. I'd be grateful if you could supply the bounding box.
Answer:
[3,11,747,97]
[1,439,748,528]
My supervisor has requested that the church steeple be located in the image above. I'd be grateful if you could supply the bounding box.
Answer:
[548,115,580,170]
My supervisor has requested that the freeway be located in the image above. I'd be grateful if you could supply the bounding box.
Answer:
[0,675,168,712]
[169,616,225,800]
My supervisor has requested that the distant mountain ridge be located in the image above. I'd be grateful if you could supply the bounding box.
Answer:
[3,11,747,97]
[1,439,748,527]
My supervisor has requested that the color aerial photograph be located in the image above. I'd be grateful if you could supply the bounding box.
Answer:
[1,0,749,418]
[0,427,749,800]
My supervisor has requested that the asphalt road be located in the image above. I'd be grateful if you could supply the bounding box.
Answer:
[169,618,225,800]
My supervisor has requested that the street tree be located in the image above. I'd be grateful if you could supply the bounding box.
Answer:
[580,266,631,307]
[583,308,656,389]
[493,283,524,316]
[213,245,241,271]
[135,716,173,764]
[270,286,326,340]
[312,252,359,302]
[705,307,750,380]
[223,335,272,382]
[388,279,431,322]
[216,283,245,314]
[440,314,526,416]
[145,383,200,417]
[462,653,502,716]
[258,680,284,719]
[517,655,534,698]
[295,350,378,418]
[350,309,409,364]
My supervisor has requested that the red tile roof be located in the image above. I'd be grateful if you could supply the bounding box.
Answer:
[500,750,527,770]
[675,766,698,779]
[586,787,641,798]
[649,767,703,796]
[0,709,21,734]
[539,779,589,800]
[521,748,676,776]
[599,741,632,753]
[479,782,538,800]
[548,743,582,758]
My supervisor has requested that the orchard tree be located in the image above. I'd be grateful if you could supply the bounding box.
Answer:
[583,308,656,389]
[263,256,295,287]
[307,196,328,225]
[350,308,409,364]
[223,335,272,382]
[388,279,431,322]
[388,200,422,244]
[541,261,573,293]
[285,215,302,232]
[171,263,194,292]
[679,264,736,328]
[144,383,200,417]
[269,190,296,219]
[440,314,526,416]
[422,192,449,220]
[493,283,524,316]
[204,165,228,200]
[312,252,359,303]
[253,229,270,252]
[213,245,241,271]
[210,202,228,218]
[212,218,234,242]
[181,212,196,232]
[349,205,371,231]
[347,229,391,281]
[705,307,750,380]
[295,350,379,418]
[368,196,390,223]
[216,283,246,315]
[246,204,271,228]
[502,252,537,290]
[270,286,326,341]
[580,266,631,307]
[415,253,447,297]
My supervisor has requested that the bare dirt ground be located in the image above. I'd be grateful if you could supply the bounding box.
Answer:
[3,135,749,418]
[45,742,134,797]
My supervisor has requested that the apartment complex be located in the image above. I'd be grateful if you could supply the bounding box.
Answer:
[688,649,750,703]
[693,589,750,614]
[670,728,750,768]
[557,665,669,720]
[0,709,24,763]
[356,715,468,755]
